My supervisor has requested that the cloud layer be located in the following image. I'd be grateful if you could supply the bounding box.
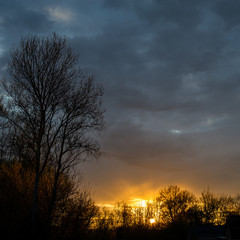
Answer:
[1,0,240,203]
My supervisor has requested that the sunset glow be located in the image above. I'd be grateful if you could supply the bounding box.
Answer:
[131,199,148,208]
[150,218,155,224]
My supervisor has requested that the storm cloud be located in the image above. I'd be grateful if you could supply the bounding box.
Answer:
[1,0,240,204]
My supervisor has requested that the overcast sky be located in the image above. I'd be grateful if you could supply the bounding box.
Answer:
[1,0,240,205]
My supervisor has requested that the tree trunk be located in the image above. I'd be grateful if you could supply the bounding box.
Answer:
[31,171,40,237]
[46,169,60,236]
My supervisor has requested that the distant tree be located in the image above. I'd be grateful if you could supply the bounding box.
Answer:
[232,194,240,214]
[2,33,104,236]
[200,188,220,224]
[145,201,156,226]
[200,188,235,225]
[96,207,115,230]
[114,201,133,228]
[156,185,196,224]
[56,186,99,239]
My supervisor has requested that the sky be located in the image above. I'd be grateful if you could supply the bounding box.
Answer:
[1,0,240,205]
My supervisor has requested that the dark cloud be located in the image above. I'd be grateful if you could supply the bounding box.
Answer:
[214,0,240,29]
[3,9,50,33]
[1,0,240,203]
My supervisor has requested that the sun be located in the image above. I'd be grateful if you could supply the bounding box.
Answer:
[150,218,155,224]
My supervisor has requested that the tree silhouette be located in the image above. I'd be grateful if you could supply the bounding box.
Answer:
[156,185,196,224]
[2,33,104,236]
[200,188,235,224]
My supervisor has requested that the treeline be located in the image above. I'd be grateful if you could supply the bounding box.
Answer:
[93,185,240,239]
[1,163,239,240]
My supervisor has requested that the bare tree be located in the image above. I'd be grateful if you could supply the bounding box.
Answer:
[2,33,104,236]
[156,185,196,224]
[57,185,99,239]
[200,188,235,224]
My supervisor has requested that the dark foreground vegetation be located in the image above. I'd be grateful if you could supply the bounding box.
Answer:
[0,33,239,239]
[0,161,187,240]
[1,164,240,240]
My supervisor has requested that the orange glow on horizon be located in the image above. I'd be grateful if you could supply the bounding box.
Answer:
[131,199,147,207]
[95,183,205,210]
[130,198,154,207]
